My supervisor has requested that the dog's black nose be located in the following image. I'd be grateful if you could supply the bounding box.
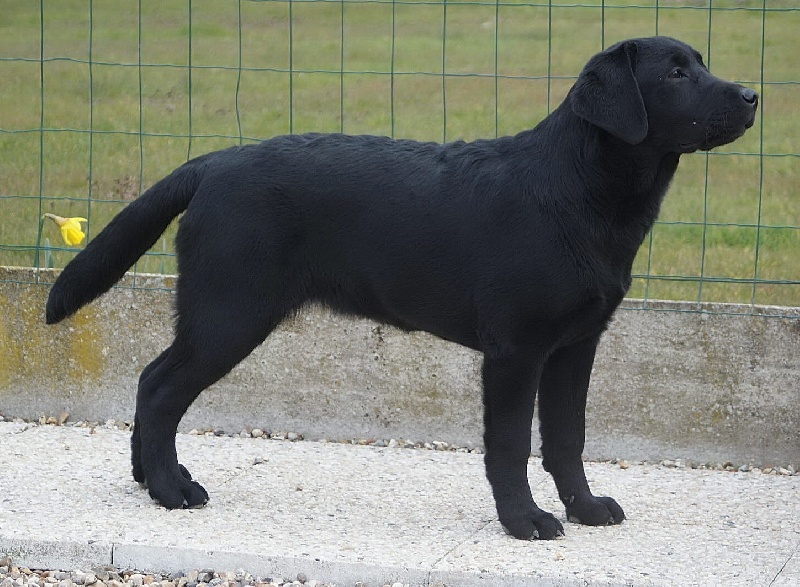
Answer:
[741,87,758,106]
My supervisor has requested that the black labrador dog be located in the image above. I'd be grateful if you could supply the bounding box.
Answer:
[46,36,757,540]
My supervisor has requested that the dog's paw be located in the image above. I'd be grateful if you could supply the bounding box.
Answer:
[565,494,625,526]
[178,463,194,480]
[145,467,209,509]
[500,508,565,540]
[132,462,145,484]
[134,463,193,486]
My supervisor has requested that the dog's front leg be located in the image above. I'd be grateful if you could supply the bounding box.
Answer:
[482,352,564,540]
[538,335,625,526]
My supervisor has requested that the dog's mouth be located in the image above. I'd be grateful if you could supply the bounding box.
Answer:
[696,129,746,152]
[680,110,757,153]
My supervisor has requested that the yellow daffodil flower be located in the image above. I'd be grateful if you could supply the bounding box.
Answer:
[43,213,88,246]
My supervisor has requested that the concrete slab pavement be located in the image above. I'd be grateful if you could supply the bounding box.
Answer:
[1,422,798,586]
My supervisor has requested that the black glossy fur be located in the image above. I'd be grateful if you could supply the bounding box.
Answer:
[46,37,757,540]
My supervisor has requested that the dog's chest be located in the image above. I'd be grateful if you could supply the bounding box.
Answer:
[556,287,623,348]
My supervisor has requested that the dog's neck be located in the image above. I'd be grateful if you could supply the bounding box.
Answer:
[519,102,681,249]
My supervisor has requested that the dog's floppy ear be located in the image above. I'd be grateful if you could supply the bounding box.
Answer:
[569,41,648,145]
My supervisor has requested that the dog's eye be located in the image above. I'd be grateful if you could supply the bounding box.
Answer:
[668,68,687,79]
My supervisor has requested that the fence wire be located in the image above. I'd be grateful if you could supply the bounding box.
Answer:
[0,0,798,316]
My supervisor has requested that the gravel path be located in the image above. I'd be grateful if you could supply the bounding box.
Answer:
[0,564,336,587]
[0,562,430,587]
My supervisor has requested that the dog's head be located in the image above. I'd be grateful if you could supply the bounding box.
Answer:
[568,36,758,153]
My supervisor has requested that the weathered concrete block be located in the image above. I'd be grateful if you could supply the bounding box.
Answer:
[1,266,797,466]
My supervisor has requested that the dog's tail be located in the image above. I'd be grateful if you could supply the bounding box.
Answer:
[45,157,208,325]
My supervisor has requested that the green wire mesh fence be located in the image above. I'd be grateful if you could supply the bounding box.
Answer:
[1,0,798,315]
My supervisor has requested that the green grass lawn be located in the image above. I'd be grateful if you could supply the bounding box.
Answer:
[1,0,798,306]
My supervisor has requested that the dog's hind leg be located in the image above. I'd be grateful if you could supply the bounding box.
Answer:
[131,347,205,487]
[482,351,565,540]
[538,335,626,526]
[132,347,171,484]
[133,295,281,509]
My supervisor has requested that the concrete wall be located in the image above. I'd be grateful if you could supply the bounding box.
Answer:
[1,266,798,467]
